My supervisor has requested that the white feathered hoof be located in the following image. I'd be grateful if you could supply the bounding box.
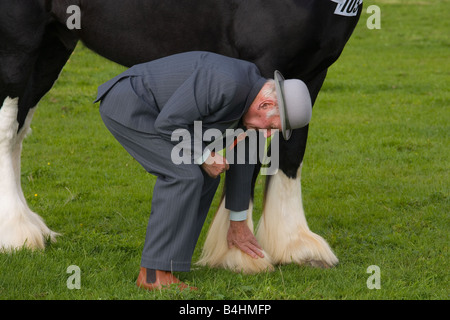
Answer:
[197,199,274,274]
[0,97,58,252]
[256,169,339,268]
[0,199,58,252]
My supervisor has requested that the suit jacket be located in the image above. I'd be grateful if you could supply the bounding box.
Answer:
[95,51,267,211]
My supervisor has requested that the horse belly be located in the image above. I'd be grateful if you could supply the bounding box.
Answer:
[72,0,237,67]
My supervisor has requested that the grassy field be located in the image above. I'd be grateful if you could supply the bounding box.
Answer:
[0,0,448,300]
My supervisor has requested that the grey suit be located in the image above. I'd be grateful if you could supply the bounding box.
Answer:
[96,51,266,271]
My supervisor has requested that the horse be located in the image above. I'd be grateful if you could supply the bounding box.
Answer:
[0,0,362,272]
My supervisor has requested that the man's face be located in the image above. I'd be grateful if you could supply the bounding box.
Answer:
[242,104,281,137]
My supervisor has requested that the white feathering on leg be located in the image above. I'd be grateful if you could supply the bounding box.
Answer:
[197,198,274,274]
[256,166,339,268]
[0,97,58,251]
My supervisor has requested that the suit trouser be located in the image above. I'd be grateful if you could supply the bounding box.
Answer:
[101,114,220,272]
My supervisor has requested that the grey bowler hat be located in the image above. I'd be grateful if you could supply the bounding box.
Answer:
[274,70,312,140]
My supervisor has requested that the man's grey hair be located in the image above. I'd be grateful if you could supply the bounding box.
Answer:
[263,79,280,119]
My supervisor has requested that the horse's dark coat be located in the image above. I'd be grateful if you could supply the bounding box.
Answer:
[0,0,361,181]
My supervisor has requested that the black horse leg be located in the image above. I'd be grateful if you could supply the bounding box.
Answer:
[0,6,77,250]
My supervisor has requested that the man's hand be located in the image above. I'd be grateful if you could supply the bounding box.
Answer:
[227,220,264,259]
[201,151,229,178]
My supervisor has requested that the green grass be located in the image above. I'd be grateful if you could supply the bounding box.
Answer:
[0,0,448,300]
